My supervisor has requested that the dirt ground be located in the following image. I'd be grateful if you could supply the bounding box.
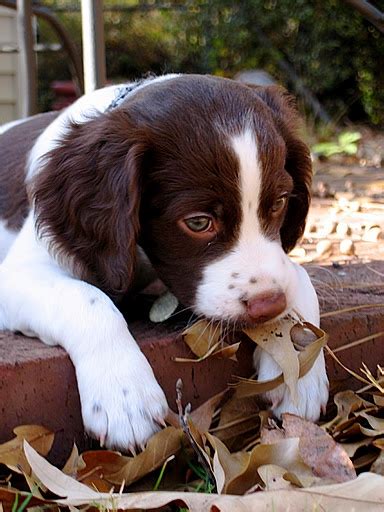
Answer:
[292,129,384,266]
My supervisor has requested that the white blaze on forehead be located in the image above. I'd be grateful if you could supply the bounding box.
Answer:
[195,128,298,321]
[231,129,262,239]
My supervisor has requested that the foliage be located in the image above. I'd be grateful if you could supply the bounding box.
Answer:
[168,0,384,125]
[37,0,384,125]
[313,131,362,158]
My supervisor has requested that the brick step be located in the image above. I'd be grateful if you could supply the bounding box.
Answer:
[0,261,383,463]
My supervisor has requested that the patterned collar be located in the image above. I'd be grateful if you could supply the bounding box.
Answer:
[106,80,144,111]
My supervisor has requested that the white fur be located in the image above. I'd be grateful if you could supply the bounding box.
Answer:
[0,214,168,448]
[195,128,328,421]
[0,221,17,263]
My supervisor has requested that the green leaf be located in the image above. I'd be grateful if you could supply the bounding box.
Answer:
[338,131,361,146]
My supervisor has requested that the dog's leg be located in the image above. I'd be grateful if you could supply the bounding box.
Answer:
[0,216,168,450]
[253,263,329,421]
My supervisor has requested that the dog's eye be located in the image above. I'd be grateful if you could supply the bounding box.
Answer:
[271,194,288,213]
[184,215,213,233]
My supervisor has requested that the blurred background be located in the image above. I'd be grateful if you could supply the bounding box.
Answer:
[0,0,383,130]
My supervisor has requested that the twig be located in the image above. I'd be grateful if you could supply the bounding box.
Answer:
[332,331,384,353]
[321,303,384,318]
[175,379,217,492]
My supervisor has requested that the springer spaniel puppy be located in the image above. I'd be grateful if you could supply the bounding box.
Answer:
[0,74,328,450]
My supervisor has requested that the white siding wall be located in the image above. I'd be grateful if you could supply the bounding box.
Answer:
[0,6,19,123]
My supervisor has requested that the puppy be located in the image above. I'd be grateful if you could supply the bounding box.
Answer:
[0,74,328,449]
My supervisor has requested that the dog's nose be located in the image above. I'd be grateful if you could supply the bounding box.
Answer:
[244,290,287,323]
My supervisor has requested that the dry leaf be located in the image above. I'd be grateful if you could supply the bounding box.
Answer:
[371,451,384,475]
[261,414,356,483]
[362,226,381,242]
[372,394,384,407]
[257,464,294,490]
[22,441,384,512]
[339,239,355,255]
[205,432,250,494]
[24,440,99,499]
[106,426,182,486]
[0,425,55,474]
[0,488,50,510]
[225,437,313,494]
[62,444,81,477]
[234,373,284,398]
[64,473,384,512]
[178,320,240,362]
[218,395,261,427]
[212,449,226,494]
[78,450,127,491]
[342,439,373,458]
[244,315,300,404]
[334,390,365,421]
[336,222,352,237]
[212,395,261,449]
[234,322,328,399]
[182,319,222,358]
[190,389,228,432]
[173,340,222,362]
[316,240,333,256]
[212,342,240,361]
[358,412,384,433]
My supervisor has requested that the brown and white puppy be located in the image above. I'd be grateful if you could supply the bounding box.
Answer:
[0,74,328,450]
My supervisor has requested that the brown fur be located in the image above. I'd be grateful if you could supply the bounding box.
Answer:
[0,111,59,230]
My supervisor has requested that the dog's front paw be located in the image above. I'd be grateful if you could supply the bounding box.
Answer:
[75,347,168,451]
[254,347,329,422]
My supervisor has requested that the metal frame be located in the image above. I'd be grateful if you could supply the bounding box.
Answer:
[81,0,106,94]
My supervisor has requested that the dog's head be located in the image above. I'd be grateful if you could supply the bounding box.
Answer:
[33,75,312,325]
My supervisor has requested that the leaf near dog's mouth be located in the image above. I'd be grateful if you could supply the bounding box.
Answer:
[234,320,328,400]
[176,313,328,403]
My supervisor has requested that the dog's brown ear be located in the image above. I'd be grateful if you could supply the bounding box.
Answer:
[32,110,146,299]
[253,85,312,253]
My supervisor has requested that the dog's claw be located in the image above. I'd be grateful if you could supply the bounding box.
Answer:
[271,397,283,410]
[99,433,106,448]
[128,444,137,457]
[155,416,167,428]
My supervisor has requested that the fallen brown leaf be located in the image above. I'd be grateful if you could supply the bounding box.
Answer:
[244,315,300,404]
[105,426,182,486]
[233,322,328,399]
[182,319,222,358]
[225,437,314,494]
[261,414,356,483]
[190,389,228,432]
[78,450,127,491]
[62,444,81,477]
[0,425,55,474]
[22,441,384,512]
